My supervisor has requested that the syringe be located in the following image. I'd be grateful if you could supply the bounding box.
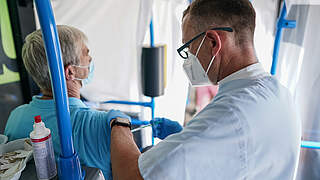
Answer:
[131,124,152,133]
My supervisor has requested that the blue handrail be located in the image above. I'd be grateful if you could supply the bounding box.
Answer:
[270,2,296,75]
[101,100,153,108]
[101,97,155,145]
[301,141,320,149]
[34,0,83,179]
[150,19,155,47]
[132,119,150,126]
[149,18,155,144]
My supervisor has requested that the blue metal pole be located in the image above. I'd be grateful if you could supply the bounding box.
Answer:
[149,18,155,145]
[301,141,320,149]
[151,97,155,120]
[271,3,287,75]
[150,19,155,47]
[101,100,153,108]
[101,98,155,144]
[151,97,155,145]
[131,119,150,126]
[270,2,296,75]
[34,0,83,179]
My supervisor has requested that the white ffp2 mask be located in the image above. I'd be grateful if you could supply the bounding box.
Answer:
[183,36,215,87]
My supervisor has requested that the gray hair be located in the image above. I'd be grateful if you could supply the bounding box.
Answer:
[22,25,87,92]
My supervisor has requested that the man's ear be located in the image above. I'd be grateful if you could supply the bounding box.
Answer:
[65,65,75,80]
[206,30,221,57]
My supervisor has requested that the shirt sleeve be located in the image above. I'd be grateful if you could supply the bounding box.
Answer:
[138,136,185,180]
[71,109,112,179]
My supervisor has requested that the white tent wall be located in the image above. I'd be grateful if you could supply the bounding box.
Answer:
[275,3,320,179]
[286,0,320,12]
[251,0,278,72]
[34,0,153,112]
[143,0,189,126]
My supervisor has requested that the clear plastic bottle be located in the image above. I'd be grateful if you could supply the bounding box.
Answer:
[30,115,57,180]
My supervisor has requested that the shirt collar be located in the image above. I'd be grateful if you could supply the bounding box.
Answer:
[218,62,269,86]
[30,96,87,109]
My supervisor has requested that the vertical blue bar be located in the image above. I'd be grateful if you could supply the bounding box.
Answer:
[149,19,155,47]
[34,0,74,158]
[34,0,82,179]
[270,2,287,75]
[151,97,155,120]
[149,19,155,145]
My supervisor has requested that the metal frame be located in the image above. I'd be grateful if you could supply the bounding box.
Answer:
[271,1,296,75]
[34,0,83,179]
[301,141,320,149]
[100,99,155,124]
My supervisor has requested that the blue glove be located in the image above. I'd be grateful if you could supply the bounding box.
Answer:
[151,118,183,140]
[106,109,131,128]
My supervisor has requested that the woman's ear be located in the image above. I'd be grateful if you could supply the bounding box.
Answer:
[65,65,75,80]
[206,30,221,57]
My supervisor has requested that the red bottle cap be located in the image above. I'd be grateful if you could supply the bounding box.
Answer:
[34,115,42,123]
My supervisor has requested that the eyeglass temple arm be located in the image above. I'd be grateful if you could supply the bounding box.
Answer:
[177,27,233,58]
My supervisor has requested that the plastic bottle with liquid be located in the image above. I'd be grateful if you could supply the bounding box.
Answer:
[30,115,57,180]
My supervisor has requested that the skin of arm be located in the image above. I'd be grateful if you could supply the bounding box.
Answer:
[110,125,144,180]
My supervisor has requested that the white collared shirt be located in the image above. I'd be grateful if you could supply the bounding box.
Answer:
[219,62,270,85]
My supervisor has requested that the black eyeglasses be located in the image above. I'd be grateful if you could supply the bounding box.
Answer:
[177,27,233,59]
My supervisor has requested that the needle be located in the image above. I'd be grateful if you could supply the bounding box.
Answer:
[131,124,152,133]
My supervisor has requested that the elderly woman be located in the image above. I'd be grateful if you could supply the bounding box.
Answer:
[4,25,128,179]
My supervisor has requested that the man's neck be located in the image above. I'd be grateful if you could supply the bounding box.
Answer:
[40,81,81,100]
[67,89,81,99]
[41,92,53,100]
[66,80,81,99]
[218,47,257,82]
[40,91,80,100]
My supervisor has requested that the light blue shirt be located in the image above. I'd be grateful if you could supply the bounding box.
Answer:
[5,96,112,179]
[139,63,301,180]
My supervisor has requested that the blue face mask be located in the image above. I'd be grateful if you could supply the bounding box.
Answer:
[73,61,94,87]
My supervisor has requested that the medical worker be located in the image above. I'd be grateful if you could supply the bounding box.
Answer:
[108,0,301,179]
[4,25,131,179]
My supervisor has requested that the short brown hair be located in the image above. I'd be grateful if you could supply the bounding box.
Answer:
[184,0,256,46]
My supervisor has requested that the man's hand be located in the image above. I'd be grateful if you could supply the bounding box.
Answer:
[151,118,183,140]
